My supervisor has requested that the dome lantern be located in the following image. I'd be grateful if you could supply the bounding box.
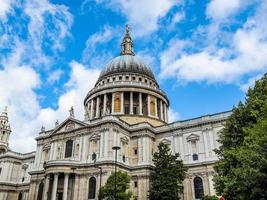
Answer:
[120,25,135,56]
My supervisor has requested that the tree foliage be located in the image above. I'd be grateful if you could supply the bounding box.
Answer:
[214,74,267,200]
[149,142,187,200]
[201,195,217,200]
[99,171,132,200]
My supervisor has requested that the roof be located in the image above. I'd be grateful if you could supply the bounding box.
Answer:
[98,55,156,81]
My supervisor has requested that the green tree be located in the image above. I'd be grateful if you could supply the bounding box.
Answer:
[201,195,217,200]
[214,74,267,199]
[99,171,132,200]
[149,142,187,200]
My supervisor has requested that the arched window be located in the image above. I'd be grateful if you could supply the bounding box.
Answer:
[18,192,23,200]
[65,140,73,158]
[114,93,121,113]
[37,182,44,200]
[88,177,96,199]
[150,98,155,116]
[194,176,204,199]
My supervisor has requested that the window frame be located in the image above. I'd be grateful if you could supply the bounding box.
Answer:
[65,140,74,158]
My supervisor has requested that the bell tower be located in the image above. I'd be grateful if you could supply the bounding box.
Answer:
[0,106,11,154]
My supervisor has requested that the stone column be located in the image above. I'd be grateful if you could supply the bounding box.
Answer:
[130,92,133,114]
[103,94,107,116]
[96,96,100,118]
[160,100,163,120]
[147,95,151,116]
[28,181,37,200]
[111,93,115,114]
[51,173,59,200]
[73,174,79,199]
[42,174,50,200]
[139,93,143,115]
[155,97,158,118]
[90,99,94,119]
[164,103,167,122]
[63,173,69,200]
[166,107,169,122]
[121,92,124,114]
[87,103,90,119]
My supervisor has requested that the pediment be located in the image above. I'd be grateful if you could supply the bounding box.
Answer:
[186,134,200,142]
[51,117,87,134]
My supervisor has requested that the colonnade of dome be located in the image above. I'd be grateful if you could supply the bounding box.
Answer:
[84,74,169,123]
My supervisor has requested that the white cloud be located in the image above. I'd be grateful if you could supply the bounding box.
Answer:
[0,0,14,20]
[82,25,119,67]
[0,58,100,153]
[240,74,263,93]
[160,0,267,85]
[47,69,63,84]
[0,0,74,153]
[85,25,115,50]
[0,44,41,152]
[168,108,180,123]
[58,61,100,119]
[24,0,73,52]
[206,0,241,20]
[93,0,180,36]
[34,61,100,129]
[169,12,184,28]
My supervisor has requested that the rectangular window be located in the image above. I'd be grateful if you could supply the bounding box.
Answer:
[65,140,73,158]
[134,181,138,188]
[193,153,198,161]
[191,141,197,153]
[134,149,138,155]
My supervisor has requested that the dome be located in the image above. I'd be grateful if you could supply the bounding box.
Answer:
[98,55,155,81]
[84,25,169,126]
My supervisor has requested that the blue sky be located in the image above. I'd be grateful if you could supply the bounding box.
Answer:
[0,0,266,152]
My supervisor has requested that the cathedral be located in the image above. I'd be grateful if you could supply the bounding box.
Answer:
[0,26,231,200]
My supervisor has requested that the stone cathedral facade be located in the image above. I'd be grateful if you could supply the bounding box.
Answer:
[0,26,231,200]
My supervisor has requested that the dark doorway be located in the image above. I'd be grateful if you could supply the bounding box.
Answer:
[57,192,63,200]
[88,176,96,199]
[18,192,23,200]
[37,182,44,200]
[194,176,204,199]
